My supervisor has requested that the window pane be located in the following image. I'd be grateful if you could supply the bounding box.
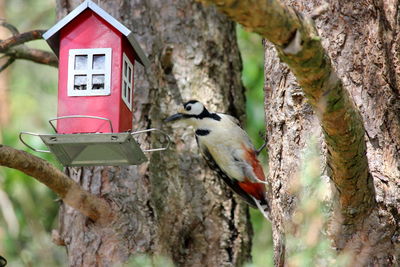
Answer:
[93,54,105,70]
[123,81,127,97]
[128,67,132,83]
[127,86,131,104]
[74,75,87,90]
[92,75,105,90]
[75,55,87,70]
[124,61,127,77]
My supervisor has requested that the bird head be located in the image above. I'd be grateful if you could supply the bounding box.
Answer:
[164,100,208,125]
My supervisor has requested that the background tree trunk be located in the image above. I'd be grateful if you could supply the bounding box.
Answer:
[0,0,11,134]
[265,0,400,265]
[53,0,251,266]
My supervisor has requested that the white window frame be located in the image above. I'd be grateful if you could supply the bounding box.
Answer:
[121,53,133,111]
[68,48,112,96]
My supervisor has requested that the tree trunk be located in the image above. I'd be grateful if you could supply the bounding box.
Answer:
[265,0,400,265]
[53,0,251,266]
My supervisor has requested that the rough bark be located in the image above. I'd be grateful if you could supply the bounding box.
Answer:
[264,0,400,266]
[54,0,251,266]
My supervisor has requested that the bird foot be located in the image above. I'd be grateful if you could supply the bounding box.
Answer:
[256,131,268,156]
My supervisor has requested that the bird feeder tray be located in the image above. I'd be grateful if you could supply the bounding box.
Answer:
[20,117,170,166]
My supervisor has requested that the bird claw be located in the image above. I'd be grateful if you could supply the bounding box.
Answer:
[256,131,268,155]
[256,143,266,155]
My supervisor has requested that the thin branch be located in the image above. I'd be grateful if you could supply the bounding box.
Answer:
[0,145,114,223]
[0,20,19,35]
[0,30,46,50]
[6,46,58,67]
[200,0,374,241]
[0,22,58,69]
[0,57,15,73]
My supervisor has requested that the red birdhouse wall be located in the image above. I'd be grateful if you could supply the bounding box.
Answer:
[56,9,136,134]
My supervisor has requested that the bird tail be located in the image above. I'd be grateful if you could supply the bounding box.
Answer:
[251,196,271,221]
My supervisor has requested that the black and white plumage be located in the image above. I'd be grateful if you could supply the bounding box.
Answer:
[165,100,270,219]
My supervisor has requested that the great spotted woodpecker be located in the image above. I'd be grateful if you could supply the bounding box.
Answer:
[165,100,270,219]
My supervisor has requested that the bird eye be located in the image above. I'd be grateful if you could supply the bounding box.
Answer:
[185,106,192,111]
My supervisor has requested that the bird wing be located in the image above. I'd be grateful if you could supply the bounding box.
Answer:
[238,144,267,184]
[218,113,241,127]
[197,137,258,208]
[201,143,270,218]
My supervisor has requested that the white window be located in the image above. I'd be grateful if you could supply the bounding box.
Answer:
[68,48,112,96]
[121,53,133,110]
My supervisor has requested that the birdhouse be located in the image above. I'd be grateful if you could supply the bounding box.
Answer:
[20,0,170,166]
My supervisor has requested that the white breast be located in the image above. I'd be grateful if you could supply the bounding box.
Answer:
[195,114,254,181]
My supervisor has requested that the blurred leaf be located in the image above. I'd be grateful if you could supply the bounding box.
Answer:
[285,137,349,267]
[126,254,175,267]
[1,0,64,266]
[237,24,274,267]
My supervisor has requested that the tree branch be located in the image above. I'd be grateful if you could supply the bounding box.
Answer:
[200,0,375,237]
[0,20,19,35]
[0,30,46,50]
[0,145,114,223]
[0,56,15,72]
[0,23,58,70]
[5,46,58,67]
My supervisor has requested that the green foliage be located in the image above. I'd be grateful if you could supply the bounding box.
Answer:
[236,25,265,150]
[285,137,349,267]
[0,0,65,266]
[237,25,275,267]
[125,254,175,267]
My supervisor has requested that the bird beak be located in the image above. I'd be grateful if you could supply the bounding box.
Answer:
[165,107,187,122]
[164,113,185,122]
